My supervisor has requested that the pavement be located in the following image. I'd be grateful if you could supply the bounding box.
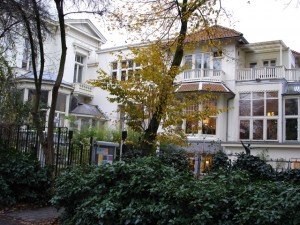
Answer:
[0,206,63,225]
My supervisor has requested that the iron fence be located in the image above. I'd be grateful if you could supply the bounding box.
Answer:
[0,124,93,176]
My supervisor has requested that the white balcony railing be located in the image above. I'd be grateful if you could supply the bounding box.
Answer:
[236,66,300,82]
[178,69,225,82]
[72,82,94,97]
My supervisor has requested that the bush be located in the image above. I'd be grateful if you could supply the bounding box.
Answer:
[52,158,300,225]
[0,147,52,207]
[232,152,274,180]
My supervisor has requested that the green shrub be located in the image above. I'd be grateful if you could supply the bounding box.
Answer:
[0,147,52,207]
[232,152,274,180]
[211,150,231,172]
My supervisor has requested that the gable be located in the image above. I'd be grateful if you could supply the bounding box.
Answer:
[65,19,107,44]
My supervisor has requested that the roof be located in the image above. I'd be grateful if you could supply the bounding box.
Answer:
[292,50,300,58]
[185,25,248,44]
[175,82,233,94]
[18,71,72,87]
[70,103,108,119]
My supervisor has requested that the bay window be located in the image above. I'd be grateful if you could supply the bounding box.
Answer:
[239,91,278,140]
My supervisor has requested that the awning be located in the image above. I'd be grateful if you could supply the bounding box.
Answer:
[175,82,233,94]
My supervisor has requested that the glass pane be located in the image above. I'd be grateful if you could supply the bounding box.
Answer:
[78,66,83,83]
[186,120,198,134]
[253,100,264,116]
[203,53,210,69]
[270,60,276,66]
[266,99,278,116]
[253,120,263,140]
[184,55,192,69]
[73,65,77,83]
[213,58,221,70]
[267,120,277,140]
[112,72,117,79]
[121,71,126,81]
[202,118,216,135]
[286,118,298,140]
[121,61,127,68]
[263,61,269,67]
[250,63,257,68]
[128,60,133,68]
[195,54,202,69]
[239,100,251,116]
[55,93,66,112]
[240,93,251,100]
[285,99,298,115]
[253,92,264,99]
[267,91,278,98]
[112,62,117,70]
[240,120,250,139]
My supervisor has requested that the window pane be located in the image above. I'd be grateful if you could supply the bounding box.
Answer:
[253,120,263,140]
[285,99,298,115]
[202,118,216,135]
[239,100,251,116]
[286,119,298,140]
[121,61,127,68]
[267,99,278,116]
[253,92,264,99]
[240,93,251,100]
[184,55,192,69]
[55,93,66,112]
[267,120,277,140]
[121,71,126,81]
[240,120,250,139]
[213,58,221,70]
[195,54,202,69]
[78,66,83,83]
[112,62,118,70]
[186,120,198,134]
[266,91,278,98]
[250,63,257,68]
[203,53,210,69]
[112,72,117,79]
[253,100,264,116]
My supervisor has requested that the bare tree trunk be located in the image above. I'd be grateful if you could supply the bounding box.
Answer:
[45,0,67,165]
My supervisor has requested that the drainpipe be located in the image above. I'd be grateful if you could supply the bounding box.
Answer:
[226,95,235,142]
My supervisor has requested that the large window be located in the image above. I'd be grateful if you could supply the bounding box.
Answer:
[285,98,299,141]
[74,54,85,83]
[239,91,278,140]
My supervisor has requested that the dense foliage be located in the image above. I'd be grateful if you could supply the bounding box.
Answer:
[52,155,300,225]
[0,147,52,207]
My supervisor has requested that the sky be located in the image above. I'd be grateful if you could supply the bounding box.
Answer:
[100,0,300,51]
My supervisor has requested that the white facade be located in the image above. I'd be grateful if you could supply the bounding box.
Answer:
[9,20,300,162]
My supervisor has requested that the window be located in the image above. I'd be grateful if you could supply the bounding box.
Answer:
[111,60,140,81]
[22,39,32,70]
[263,59,276,67]
[185,105,198,134]
[250,62,257,68]
[74,55,84,83]
[213,51,222,71]
[55,93,67,112]
[239,91,278,140]
[284,98,299,141]
[185,100,218,136]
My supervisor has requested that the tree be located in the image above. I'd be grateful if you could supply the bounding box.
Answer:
[0,0,110,165]
[92,0,226,155]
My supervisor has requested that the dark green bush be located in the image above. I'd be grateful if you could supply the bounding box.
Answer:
[211,150,231,172]
[232,152,274,180]
[52,157,300,225]
[0,147,52,207]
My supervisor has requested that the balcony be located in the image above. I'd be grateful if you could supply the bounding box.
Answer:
[177,69,225,83]
[72,82,94,98]
[236,66,300,82]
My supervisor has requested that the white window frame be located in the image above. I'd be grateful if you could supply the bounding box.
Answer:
[284,97,300,142]
[74,54,85,83]
[239,91,279,141]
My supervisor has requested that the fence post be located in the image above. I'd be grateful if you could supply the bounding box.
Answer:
[89,136,93,165]
[55,127,61,177]
[25,125,30,153]
[67,130,73,165]
[79,142,83,164]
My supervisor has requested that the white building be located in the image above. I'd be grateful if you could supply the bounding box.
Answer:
[96,25,300,164]
[8,20,300,164]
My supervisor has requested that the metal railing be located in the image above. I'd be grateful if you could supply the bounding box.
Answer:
[0,124,93,176]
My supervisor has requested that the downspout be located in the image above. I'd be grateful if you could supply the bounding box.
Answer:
[226,95,235,142]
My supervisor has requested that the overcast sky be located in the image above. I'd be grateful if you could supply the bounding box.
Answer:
[100,0,300,50]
